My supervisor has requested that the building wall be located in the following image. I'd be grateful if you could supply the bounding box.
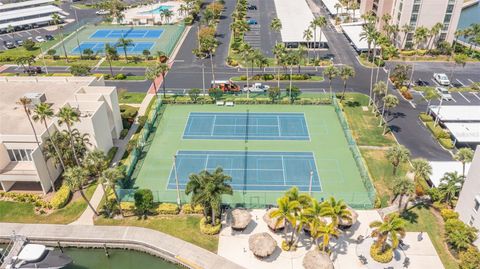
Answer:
[88,103,114,152]
[455,146,480,247]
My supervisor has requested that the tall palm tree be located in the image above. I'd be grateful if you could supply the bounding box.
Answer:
[270,196,301,246]
[312,17,327,59]
[99,167,124,216]
[64,166,98,215]
[310,220,340,252]
[386,144,410,175]
[145,64,161,98]
[57,106,81,166]
[323,65,339,97]
[381,94,399,134]
[428,23,443,50]
[400,24,414,49]
[155,50,168,63]
[270,18,282,45]
[360,23,376,61]
[303,28,313,60]
[161,9,174,23]
[185,167,233,225]
[372,81,387,109]
[116,38,133,61]
[339,65,356,102]
[51,13,68,62]
[438,172,464,207]
[409,26,429,83]
[285,186,311,208]
[320,197,352,227]
[392,177,414,212]
[410,158,432,185]
[454,147,474,177]
[370,215,406,253]
[200,36,218,87]
[238,42,253,96]
[32,103,66,171]
[104,43,118,77]
[273,43,286,88]
[157,63,170,98]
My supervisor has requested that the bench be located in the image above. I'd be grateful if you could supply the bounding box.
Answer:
[216,101,224,106]
[225,101,234,107]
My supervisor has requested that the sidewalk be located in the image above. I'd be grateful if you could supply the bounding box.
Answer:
[71,93,155,225]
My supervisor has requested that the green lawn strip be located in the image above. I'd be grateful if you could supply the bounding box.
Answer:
[95,215,218,253]
[401,205,459,269]
[0,39,59,61]
[414,86,478,93]
[0,183,97,224]
[230,76,324,82]
[119,92,147,104]
[72,3,95,9]
[341,93,396,147]
[40,59,100,67]
[100,60,156,67]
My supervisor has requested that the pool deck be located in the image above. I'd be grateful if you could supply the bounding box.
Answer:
[0,222,245,269]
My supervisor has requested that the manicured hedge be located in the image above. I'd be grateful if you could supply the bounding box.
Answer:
[50,185,71,209]
[157,203,180,215]
[419,112,433,122]
[439,138,454,149]
[181,203,204,214]
[199,217,221,235]
[440,208,459,221]
[425,122,450,139]
[370,244,393,263]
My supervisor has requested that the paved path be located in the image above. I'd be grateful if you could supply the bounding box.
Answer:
[0,223,245,269]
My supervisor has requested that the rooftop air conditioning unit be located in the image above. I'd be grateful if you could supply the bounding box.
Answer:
[24,92,46,105]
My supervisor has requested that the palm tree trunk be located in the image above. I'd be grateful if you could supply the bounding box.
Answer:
[393,164,398,175]
[61,33,68,63]
[276,56,280,88]
[162,74,166,98]
[66,124,80,166]
[211,206,216,226]
[379,100,386,126]
[112,185,124,217]
[398,194,403,211]
[123,47,128,62]
[210,52,216,88]
[107,57,114,77]
[44,121,66,170]
[329,79,333,97]
[340,81,347,102]
[80,189,98,215]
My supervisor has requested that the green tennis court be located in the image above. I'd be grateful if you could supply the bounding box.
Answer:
[127,105,373,208]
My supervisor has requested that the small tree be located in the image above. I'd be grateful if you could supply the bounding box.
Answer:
[134,189,155,219]
[23,39,36,51]
[70,64,91,76]
[392,177,414,212]
[454,147,474,177]
[64,166,98,215]
[188,88,201,103]
[370,214,406,253]
[286,86,301,103]
[323,65,339,97]
[208,88,223,101]
[142,49,151,61]
[386,144,410,175]
[47,49,57,59]
[459,246,480,269]
[268,87,281,103]
[82,48,95,60]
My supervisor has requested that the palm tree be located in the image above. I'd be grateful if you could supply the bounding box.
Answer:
[334,3,342,14]
[161,9,174,23]
[370,215,406,253]
[145,64,161,98]
[454,147,474,177]
[424,88,439,112]
[311,17,327,59]
[185,167,233,225]
[323,65,339,97]
[238,42,253,96]
[372,81,387,109]
[64,166,98,215]
[381,94,399,134]
[401,24,414,49]
[32,103,66,171]
[285,186,311,208]
[51,14,68,62]
[57,106,81,166]
[429,23,443,50]
[200,36,218,86]
[410,158,432,185]
[310,220,340,252]
[157,63,170,98]
[360,23,376,61]
[231,20,249,39]
[270,196,301,246]
[270,18,282,45]
[273,43,286,88]
[116,38,133,61]
[104,43,117,77]
[392,177,414,212]
[155,50,168,63]
[339,65,356,102]
[99,167,124,216]
[320,197,352,227]
[438,172,464,207]
[409,27,429,83]
[83,149,107,178]
[386,144,410,175]
[303,28,313,60]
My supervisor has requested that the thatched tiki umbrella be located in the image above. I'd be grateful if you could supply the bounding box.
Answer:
[338,206,358,230]
[263,208,285,231]
[249,233,277,258]
[230,208,252,230]
[303,250,334,269]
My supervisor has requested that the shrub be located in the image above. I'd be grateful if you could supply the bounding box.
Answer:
[199,217,221,235]
[440,208,459,221]
[400,50,416,57]
[419,112,433,122]
[104,74,111,80]
[401,90,413,100]
[137,115,148,129]
[115,73,127,80]
[23,39,36,51]
[445,218,466,234]
[425,122,450,139]
[70,64,91,76]
[370,244,393,263]
[459,246,480,269]
[134,189,155,218]
[439,138,454,149]
[281,240,297,251]
[428,188,443,202]
[120,201,135,212]
[50,185,71,209]
[157,203,180,215]
[182,203,204,214]
[120,105,138,122]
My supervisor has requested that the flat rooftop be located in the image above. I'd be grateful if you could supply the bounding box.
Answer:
[0,5,62,22]
[0,77,97,136]
[444,122,480,143]
[429,105,480,122]
[0,0,54,12]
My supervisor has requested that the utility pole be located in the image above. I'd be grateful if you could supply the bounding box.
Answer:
[202,62,206,96]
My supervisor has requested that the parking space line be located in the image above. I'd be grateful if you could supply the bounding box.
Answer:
[457,92,470,103]
[471,92,480,101]
[431,78,440,86]
[456,79,465,87]
[16,32,24,37]
[468,79,476,84]
[417,91,427,102]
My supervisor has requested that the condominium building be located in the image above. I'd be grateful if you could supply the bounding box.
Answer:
[455,146,480,247]
[0,76,123,194]
[359,0,463,48]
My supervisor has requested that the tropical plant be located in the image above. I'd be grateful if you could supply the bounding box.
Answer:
[57,106,81,166]
[392,177,414,212]
[451,54,468,81]
[438,171,464,207]
[459,246,480,269]
[339,65,356,102]
[43,130,89,168]
[134,189,154,219]
[104,43,118,77]
[270,196,301,248]
[185,167,233,225]
[188,88,201,103]
[323,65,339,97]
[385,144,410,175]
[83,150,107,178]
[100,167,124,216]
[267,87,281,103]
[369,214,406,253]
[64,166,98,215]
[447,223,478,251]
[320,197,352,227]
[310,221,340,252]
[70,64,91,76]
[410,158,432,184]
[51,13,68,61]
[270,18,282,44]
[381,94,399,134]
[116,38,133,61]
[372,81,387,108]
[454,147,474,177]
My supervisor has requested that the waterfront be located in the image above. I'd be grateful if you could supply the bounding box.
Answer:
[458,2,480,36]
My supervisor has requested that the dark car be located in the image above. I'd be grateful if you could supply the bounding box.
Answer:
[3,41,15,49]
[15,40,23,46]
[24,66,43,74]
[45,34,54,41]
[416,79,429,86]
[247,4,257,10]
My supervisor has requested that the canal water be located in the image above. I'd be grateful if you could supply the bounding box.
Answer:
[457,2,480,35]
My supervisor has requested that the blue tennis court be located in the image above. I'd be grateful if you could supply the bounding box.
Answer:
[90,29,163,39]
[183,112,310,140]
[71,41,154,54]
[167,151,321,192]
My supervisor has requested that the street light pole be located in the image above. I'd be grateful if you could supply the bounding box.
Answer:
[308,170,313,196]
[202,62,206,96]
[40,47,48,74]
[173,155,181,206]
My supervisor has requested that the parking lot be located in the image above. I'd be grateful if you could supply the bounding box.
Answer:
[243,0,280,57]
[0,28,53,50]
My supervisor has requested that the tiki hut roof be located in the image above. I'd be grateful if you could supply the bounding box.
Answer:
[230,208,252,230]
[263,208,285,230]
[248,232,277,258]
[303,249,334,269]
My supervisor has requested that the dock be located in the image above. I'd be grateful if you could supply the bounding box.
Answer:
[0,235,27,269]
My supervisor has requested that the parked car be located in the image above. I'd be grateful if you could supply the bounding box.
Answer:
[433,73,450,86]
[15,40,23,46]
[435,87,453,101]
[247,19,258,25]
[45,34,54,41]
[35,36,46,42]
[243,83,270,93]
[24,66,43,74]
[96,9,110,15]
[3,41,15,49]
[415,79,429,86]
[247,4,257,10]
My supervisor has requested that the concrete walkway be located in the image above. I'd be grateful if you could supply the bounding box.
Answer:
[0,223,245,269]
[71,94,155,225]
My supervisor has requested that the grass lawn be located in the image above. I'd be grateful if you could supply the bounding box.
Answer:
[119,92,146,104]
[0,40,58,63]
[101,60,157,67]
[95,215,218,253]
[401,205,459,269]
[0,183,97,224]
[342,93,396,147]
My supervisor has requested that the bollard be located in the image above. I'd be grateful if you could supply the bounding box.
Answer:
[103,243,110,258]
[57,241,63,253]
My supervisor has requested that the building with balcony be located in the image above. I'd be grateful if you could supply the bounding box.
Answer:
[359,0,463,48]
[0,76,122,193]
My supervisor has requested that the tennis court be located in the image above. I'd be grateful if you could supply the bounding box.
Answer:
[71,41,154,54]
[90,29,164,39]
[168,150,321,191]
[183,112,310,140]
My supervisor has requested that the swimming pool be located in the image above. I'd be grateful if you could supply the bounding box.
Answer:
[142,5,173,14]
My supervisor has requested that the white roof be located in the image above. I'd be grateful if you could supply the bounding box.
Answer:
[0,0,53,11]
[429,105,480,122]
[444,122,480,143]
[18,244,46,261]
[322,0,341,15]
[0,5,61,22]
[340,22,373,51]
[429,161,471,187]
[273,0,327,43]
[0,15,61,30]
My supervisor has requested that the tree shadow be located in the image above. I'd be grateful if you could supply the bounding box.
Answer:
[345,101,361,107]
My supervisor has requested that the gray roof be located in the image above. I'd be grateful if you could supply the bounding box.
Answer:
[0,5,62,22]
[0,0,54,12]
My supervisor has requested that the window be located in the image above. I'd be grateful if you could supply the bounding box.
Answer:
[475,200,480,212]
[469,216,475,226]
[446,4,454,13]
[412,4,420,13]
[443,14,452,23]
[7,149,33,162]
